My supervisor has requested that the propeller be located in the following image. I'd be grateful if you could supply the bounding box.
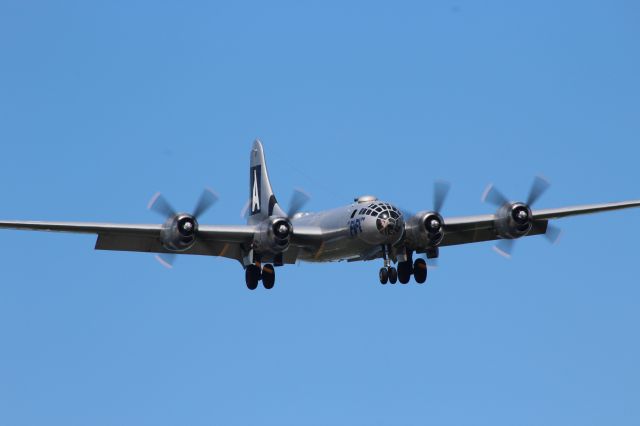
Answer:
[155,253,176,269]
[482,176,550,208]
[287,188,311,218]
[415,180,451,268]
[148,187,219,268]
[526,175,551,206]
[147,192,176,218]
[433,180,451,215]
[482,176,560,258]
[426,256,439,269]
[545,224,563,244]
[481,184,509,207]
[493,239,515,259]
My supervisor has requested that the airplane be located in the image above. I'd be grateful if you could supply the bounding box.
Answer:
[1,139,639,290]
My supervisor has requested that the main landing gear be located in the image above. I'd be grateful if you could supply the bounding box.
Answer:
[379,247,429,285]
[245,263,276,290]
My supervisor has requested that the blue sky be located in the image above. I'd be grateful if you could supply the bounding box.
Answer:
[1,1,639,425]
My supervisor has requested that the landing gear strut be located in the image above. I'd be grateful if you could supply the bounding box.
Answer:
[379,245,398,284]
[379,248,431,285]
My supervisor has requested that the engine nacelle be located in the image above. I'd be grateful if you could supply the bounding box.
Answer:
[253,217,293,254]
[404,211,445,248]
[160,213,198,251]
[494,202,533,239]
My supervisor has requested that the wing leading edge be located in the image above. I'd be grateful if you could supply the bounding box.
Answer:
[0,220,324,263]
[0,221,258,262]
[438,199,640,247]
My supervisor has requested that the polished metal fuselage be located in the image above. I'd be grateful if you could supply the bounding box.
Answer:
[292,200,405,263]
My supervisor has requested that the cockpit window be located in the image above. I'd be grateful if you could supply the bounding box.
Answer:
[372,203,404,236]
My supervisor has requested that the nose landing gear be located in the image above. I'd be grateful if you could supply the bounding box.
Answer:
[378,245,399,284]
[378,266,398,284]
[379,267,389,284]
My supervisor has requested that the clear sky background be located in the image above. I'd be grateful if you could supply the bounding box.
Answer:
[1,1,639,425]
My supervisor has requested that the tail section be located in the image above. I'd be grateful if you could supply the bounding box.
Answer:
[248,140,286,224]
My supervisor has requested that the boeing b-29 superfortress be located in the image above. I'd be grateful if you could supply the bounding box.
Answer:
[1,140,639,289]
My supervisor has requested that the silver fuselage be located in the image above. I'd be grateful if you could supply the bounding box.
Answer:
[292,199,404,262]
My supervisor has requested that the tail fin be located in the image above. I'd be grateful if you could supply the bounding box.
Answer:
[248,139,286,224]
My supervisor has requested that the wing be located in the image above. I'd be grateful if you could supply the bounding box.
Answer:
[0,221,257,262]
[440,215,547,247]
[532,200,640,220]
[438,199,640,248]
[0,220,326,264]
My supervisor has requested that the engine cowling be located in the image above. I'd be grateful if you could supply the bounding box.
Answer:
[405,211,445,248]
[160,213,198,251]
[253,217,293,254]
[494,202,533,239]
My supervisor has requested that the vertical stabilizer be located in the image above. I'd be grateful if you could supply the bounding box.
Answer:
[248,140,286,224]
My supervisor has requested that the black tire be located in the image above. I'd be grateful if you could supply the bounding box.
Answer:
[388,267,398,284]
[413,258,427,284]
[245,265,260,290]
[379,267,389,284]
[262,264,275,289]
[397,261,412,284]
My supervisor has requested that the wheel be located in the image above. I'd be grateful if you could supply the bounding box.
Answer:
[379,267,389,284]
[397,261,412,284]
[388,267,398,284]
[413,258,427,284]
[245,265,261,290]
[262,264,275,289]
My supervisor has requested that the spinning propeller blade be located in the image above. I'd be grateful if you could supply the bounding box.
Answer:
[481,184,509,207]
[148,187,219,268]
[193,188,219,219]
[427,257,439,269]
[155,253,176,269]
[148,192,176,218]
[493,239,515,259]
[433,180,451,214]
[240,199,250,218]
[545,224,563,244]
[484,176,562,258]
[287,188,311,218]
[526,175,551,207]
